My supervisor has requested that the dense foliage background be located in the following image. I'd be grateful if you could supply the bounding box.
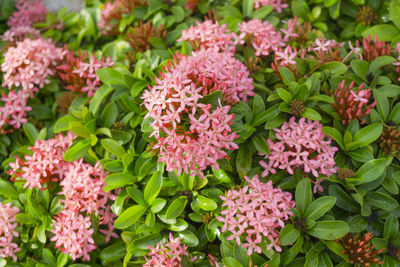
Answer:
[0,0,400,266]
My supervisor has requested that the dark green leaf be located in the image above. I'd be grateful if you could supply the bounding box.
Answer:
[306,221,349,240]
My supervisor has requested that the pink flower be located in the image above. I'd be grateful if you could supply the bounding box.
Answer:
[178,20,240,53]
[8,132,75,189]
[275,46,297,66]
[142,51,250,177]
[0,202,20,261]
[0,90,32,134]
[254,0,288,13]
[8,0,47,28]
[333,80,376,125]
[58,159,117,242]
[217,175,294,256]
[281,17,300,42]
[259,117,339,190]
[1,38,65,96]
[57,48,114,97]
[1,26,40,43]
[239,19,284,56]
[143,233,194,267]
[50,209,96,261]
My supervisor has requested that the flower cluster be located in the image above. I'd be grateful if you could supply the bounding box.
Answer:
[239,19,285,56]
[1,38,65,97]
[217,175,295,255]
[254,0,288,13]
[333,80,376,125]
[51,160,117,260]
[356,35,391,61]
[142,50,253,177]
[8,132,75,189]
[57,48,113,97]
[98,0,147,36]
[338,233,384,266]
[50,210,96,261]
[0,90,31,134]
[259,117,338,191]
[7,0,47,28]
[0,202,20,261]
[143,233,194,267]
[8,132,116,260]
[179,20,240,53]
[308,38,343,64]
[1,26,40,44]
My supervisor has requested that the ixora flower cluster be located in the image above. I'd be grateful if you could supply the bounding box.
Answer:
[217,175,295,256]
[0,202,20,261]
[57,47,114,97]
[142,49,254,177]
[143,234,195,266]
[8,133,116,261]
[260,117,338,192]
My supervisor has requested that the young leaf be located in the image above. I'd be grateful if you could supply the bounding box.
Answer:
[64,139,91,162]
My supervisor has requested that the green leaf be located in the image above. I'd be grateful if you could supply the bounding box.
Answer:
[171,6,185,22]
[252,104,280,126]
[114,205,147,229]
[54,115,79,133]
[280,224,300,246]
[278,66,295,85]
[384,214,399,240]
[64,139,91,162]
[295,178,312,215]
[354,158,386,185]
[301,107,322,121]
[101,139,126,158]
[369,55,397,74]
[362,25,400,42]
[277,88,292,103]
[100,102,118,128]
[97,67,126,86]
[364,191,398,211]
[322,126,343,148]
[318,62,347,75]
[89,85,113,115]
[390,0,400,29]
[198,90,223,107]
[352,123,383,148]
[252,5,273,19]
[165,196,188,220]
[304,196,336,221]
[374,90,390,120]
[23,123,37,144]
[236,144,252,178]
[350,59,369,81]
[100,243,126,262]
[126,187,148,207]
[242,0,254,17]
[69,121,90,138]
[193,195,217,211]
[306,221,349,240]
[143,171,163,205]
[251,135,270,155]
[0,180,19,199]
[104,173,135,191]
[222,257,243,267]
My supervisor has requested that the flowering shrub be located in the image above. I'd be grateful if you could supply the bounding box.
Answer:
[0,0,400,266]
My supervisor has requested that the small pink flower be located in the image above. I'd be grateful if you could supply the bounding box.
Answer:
[217,175,295,256]
[254,0,288,13]
[0,202,21,261]
[8,0,47,28]
[259,117,339,188]
[143,233,195,267]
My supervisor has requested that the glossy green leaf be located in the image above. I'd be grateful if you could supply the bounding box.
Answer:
[306,221,349,240]
[165,196,188,220]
